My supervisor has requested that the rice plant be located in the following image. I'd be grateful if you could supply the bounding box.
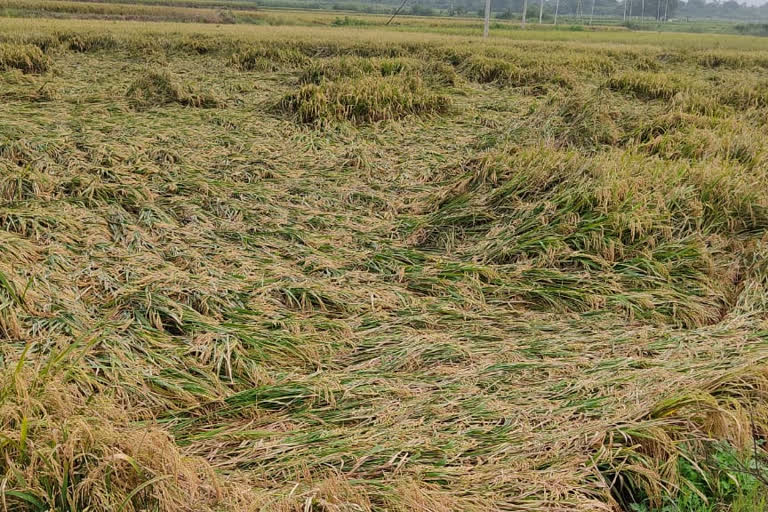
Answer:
[279,74,451,124]
[0,43,49,73]
[0,14,766,512]
[126,69,219,109]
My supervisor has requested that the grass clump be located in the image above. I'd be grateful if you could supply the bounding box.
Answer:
[599,371,768,512]
[460,55,571,89]
[298,55,378,84]
[0,43,49,73]
[636,114,767,165]
[299,56,459,87]
[280,75,451,125]
[696,49,768,69]
[0,362,223,512]
[415,145,768,325]
[126,70,218,110]
[59,32,118,52]
[229,44,309,71]
[607,70,693,101]
[719,80,768,109]
[527,89,627,149]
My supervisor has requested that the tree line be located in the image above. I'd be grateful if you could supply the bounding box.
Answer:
[331,0,768,22]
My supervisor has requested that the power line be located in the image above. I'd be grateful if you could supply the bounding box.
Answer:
[386,0,410,25]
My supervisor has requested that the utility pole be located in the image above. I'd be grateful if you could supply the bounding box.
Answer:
[539,0,544,23]
[623,0,627,21]
[589,0,595,24]
[522,0,528,26]
[483,0,491,37]
[641,0,645,23]
[554,0,559,24]
[664,0,669,20]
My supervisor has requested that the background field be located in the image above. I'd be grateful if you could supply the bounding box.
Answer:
[3,0,768,34]
[1,11,768,512]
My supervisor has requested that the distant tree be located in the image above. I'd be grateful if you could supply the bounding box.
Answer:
[408,4,438,15]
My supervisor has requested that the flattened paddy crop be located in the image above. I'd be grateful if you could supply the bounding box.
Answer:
[1,15,768,512]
